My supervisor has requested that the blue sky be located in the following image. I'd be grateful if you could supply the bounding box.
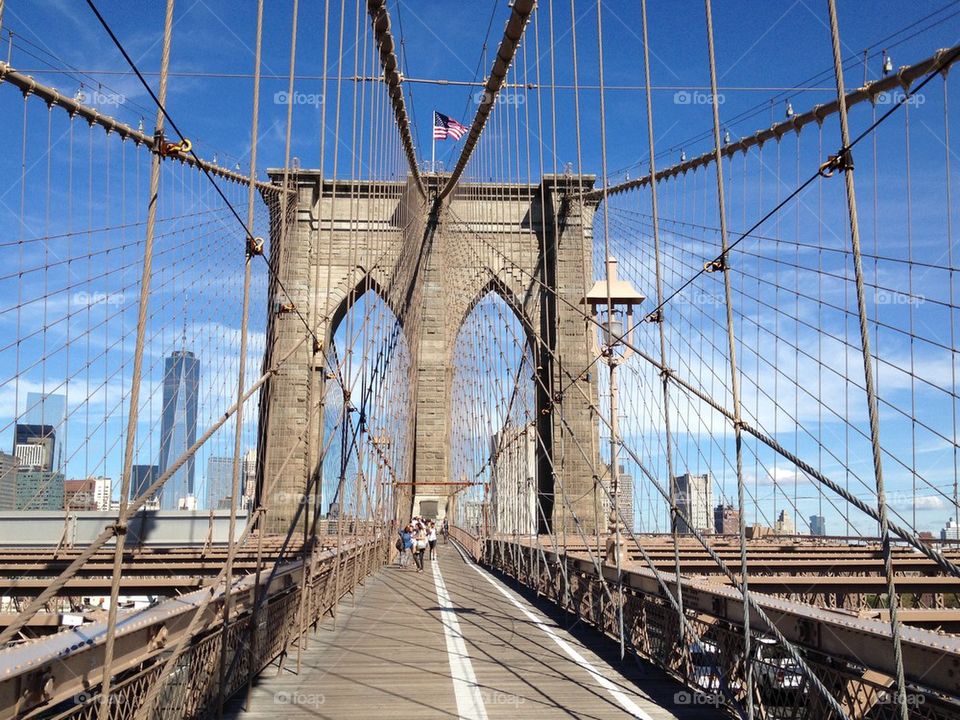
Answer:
[2,1,957,178]
[0,1,958,531]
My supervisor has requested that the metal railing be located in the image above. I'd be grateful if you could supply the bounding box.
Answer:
[480,535,960,720]
[1,533,390,719]
[447,524,482,561]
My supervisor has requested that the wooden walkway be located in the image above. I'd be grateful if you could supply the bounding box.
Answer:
[227,542,722,719]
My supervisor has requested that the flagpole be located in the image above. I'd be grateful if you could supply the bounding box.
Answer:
[431,110,436,174]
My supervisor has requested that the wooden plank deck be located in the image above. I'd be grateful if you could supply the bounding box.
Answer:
[226,542,722,719]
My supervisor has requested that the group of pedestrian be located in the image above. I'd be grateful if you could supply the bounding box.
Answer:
[396,516,439,573]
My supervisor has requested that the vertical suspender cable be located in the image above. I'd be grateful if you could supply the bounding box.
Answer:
[545,0,572,604]
[313,0,333,553]
[341,0,364,605]
[269,0,300,670]
[567,0,596,558]
[824,1,909,717]
[702,1,753,714]
[638,0,688,667]
[945,75,958,536]
[98,2,175,718]
[221,0,264,712]
[329,0,349,630]
[245,2,270,708]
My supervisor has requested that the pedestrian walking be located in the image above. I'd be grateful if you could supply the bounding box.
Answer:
[427,522,438,560]
[413,527,427,573]
[398,525,413,568]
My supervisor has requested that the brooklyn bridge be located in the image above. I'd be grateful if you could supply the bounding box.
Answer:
[0,0,959,718]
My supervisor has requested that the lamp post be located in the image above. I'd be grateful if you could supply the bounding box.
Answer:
[584,256,644,661]
[583,256,645,564]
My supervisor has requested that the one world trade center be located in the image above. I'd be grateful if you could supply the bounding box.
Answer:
[158,350,200,509]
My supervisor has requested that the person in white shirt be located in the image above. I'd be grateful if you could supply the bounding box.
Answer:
[427,523,438,560]
[412,528,427,572]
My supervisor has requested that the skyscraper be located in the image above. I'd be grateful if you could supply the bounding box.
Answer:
[130,464,160,502]
[714,503,740,534]
[942,518,960,542]
[774,510,796,535]
[809,514,827,536]
[158,350,200,510]
[206,455,237,510]
[15,470,64,510]
[0,452,18,510]
[23,392,66,472]
[23,392,66,427]
[13,424,56,471]
[90,476,112,510]
[674,473,713,535]
[64,478,98,510]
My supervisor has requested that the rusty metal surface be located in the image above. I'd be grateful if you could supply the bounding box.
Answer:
[0,535,389,719]
[480,536,960,718]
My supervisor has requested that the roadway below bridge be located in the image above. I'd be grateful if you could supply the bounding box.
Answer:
[228,541,714,719]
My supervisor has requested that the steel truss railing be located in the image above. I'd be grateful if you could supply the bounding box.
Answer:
[0,532,390,719]
[478,534,960,720]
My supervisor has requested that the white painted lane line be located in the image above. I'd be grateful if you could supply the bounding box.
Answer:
[433,555,489,720]
[451,541,654,720]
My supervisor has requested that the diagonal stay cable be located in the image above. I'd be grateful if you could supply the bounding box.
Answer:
[82,0,343,381]
[639,43,960,325]
[0,334,309,646]
[444,195,960,579]
[84,0,257,243]
[437,0,535,200]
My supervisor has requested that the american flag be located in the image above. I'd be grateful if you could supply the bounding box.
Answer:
[433,111,468,140]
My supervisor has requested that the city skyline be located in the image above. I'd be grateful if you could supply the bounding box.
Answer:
[0,355,263,513]
[22,392,66,472]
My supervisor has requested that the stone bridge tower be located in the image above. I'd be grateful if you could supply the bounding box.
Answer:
[259,171,601,536]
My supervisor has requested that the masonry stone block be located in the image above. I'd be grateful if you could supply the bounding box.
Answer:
[259,172,603,535]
